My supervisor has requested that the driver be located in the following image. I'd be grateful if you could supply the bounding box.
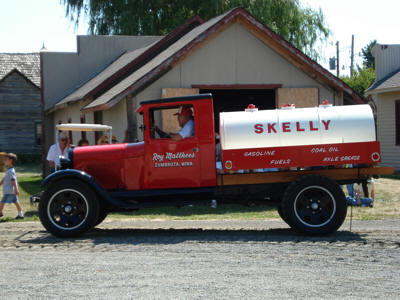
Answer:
[154,106,194,141]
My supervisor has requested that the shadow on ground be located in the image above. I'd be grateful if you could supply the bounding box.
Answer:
[21,227,365,246]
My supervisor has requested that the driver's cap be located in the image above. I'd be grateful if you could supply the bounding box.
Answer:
[174,106,193,116]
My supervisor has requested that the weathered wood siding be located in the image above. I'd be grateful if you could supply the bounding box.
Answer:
[0,71,41,153]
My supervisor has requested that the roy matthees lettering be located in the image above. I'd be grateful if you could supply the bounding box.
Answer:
[152,151,195,168]
[152,152,195,162]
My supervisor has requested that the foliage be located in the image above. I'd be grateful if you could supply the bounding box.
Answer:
[360,40,377,70]
[15,154,42,165]
[62,0,329,60]
[341,67,375,95]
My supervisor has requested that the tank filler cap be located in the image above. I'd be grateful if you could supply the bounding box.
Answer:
[245,104,258,112]
[280,103,296,109]
[319,99,333,108]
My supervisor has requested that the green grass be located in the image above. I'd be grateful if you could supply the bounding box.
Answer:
[381,172,400,180]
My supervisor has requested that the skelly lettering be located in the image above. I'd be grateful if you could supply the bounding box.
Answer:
[254,120,331,134]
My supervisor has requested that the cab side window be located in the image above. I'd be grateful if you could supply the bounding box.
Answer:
[150,106,195,140]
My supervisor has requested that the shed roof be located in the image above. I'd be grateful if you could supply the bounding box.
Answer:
[0,53,40,87]
[365,67,400,95]
[53,43,157,109]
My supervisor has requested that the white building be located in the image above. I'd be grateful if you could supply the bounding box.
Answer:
[365,44,400,171]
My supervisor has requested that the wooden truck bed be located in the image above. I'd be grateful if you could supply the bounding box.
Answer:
[217,166,395,186]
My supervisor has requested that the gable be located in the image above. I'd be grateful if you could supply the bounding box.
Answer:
[136,21,336,107]
[179,22,327,89]
[0,53,40,88]
[0,68,40,90]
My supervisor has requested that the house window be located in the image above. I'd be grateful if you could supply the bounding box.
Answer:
[35,121,42,146]
[396,100,400,146]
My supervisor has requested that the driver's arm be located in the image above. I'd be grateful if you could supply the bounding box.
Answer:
[169,133,183,141]
[154,126,170,138]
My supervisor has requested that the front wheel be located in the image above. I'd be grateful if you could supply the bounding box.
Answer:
[282,175,347,235]
[39,179,99,237]
[94,208,109,227]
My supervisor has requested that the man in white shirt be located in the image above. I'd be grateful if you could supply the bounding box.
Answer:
[155,106,194,141]
[47,132,70,172]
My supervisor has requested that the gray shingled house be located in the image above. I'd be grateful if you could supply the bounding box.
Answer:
[42,8,365,163]
[0,53,41,154]
[365,44,400,171]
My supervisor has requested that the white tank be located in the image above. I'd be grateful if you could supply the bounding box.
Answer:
[219,104,376,150]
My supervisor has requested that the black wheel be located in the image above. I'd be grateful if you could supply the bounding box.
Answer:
[39,179,99,237]
[94,208,108,227]
[282,175,347,235]
[277,203,289,225]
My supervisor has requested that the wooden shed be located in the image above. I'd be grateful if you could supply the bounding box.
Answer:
[0,53,41,154]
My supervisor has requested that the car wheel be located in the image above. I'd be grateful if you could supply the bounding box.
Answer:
[282,174,347,235]
[39,179,99,237]
[277,203,289,225]
[94,208,108,227]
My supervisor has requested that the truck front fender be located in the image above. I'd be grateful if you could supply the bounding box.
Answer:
[41,169,137,209]
[42,169,97,188]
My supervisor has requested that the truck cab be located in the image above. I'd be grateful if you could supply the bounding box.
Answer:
[136,94,216,189]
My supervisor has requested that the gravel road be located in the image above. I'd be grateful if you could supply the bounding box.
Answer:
[0,219,399,299]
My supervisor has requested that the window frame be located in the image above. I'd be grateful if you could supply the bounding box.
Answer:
[34,120,42,146]
[396,99,400,146]
[149,105,196,140]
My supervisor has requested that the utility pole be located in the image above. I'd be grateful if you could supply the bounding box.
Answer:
[336,41,340,77]
[350,35,354,77]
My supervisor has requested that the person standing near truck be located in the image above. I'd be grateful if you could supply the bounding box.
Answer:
[0,153,23,219]
[47,132,70,172]
[154,105,194,140]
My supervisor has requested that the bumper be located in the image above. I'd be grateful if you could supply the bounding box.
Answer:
[30,191,43,205]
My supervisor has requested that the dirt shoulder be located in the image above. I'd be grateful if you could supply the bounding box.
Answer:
[1,219,399,249]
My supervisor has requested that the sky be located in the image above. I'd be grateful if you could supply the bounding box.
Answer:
[1,0,399,76]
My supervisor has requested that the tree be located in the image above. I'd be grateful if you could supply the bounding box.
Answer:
[62,0,330,60]
[341,67,375,96]
[360,40,377,70]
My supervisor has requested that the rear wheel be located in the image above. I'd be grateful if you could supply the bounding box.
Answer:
[277,204,289,225]
[39,179,99,237]
[282,175,347,235]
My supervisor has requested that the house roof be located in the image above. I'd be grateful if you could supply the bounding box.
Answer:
[365,67,400,95]
[52,43,158,109]
[0,53,40,87]
[51,15,204,112]
[51,8,365,113]
[82,10,230,112]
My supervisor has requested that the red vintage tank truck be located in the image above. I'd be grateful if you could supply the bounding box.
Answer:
[38,94,394,237]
